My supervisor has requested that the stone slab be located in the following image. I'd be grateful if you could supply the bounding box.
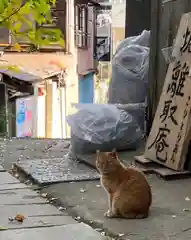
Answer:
[0,204,63,217]
[6,138,69,150]
[0,223,105,240]
[15,157,99,184]
[3,139,71,170]
[5,139,70,163]
[44,175,191,240]
[0,183,28,191]
[0,172,20,184]
[0,215,77,230]
[0,188,46,205]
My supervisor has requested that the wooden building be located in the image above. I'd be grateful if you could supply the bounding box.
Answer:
[0,0,100,137]
[125,0,191,135]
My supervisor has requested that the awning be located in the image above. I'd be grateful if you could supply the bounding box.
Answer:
[0,52,73,83]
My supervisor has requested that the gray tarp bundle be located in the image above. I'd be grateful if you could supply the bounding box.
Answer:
[108,30,150,104]
[67,104,143,154]
[67,30,150,154]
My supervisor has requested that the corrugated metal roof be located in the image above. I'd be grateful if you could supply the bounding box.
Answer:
[0,52,73,82]
[0,68,39,82]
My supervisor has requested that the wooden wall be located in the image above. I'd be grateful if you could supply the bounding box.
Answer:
[147,0,191,134]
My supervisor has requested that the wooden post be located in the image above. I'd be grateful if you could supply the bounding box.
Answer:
[146,0,161,136]
[45,81,53,138]
[0,83,8,137]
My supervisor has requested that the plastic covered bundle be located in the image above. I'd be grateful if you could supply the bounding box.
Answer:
[66,103,143,154]
[108,30,150,104]
[115,30,150,56]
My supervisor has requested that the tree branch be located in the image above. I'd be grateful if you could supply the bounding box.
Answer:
[0,3,26,24]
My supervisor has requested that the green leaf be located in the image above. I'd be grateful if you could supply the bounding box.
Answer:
[13,22,22,32]
[6,65,21,72]
[0,1,5,14]
[0,226,8,231]
[12,43,22,52]
[0,0,64,47]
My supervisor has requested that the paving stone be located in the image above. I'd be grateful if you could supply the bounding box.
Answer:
[0,215,77,230]
[0,223,105,240]
[0,188,46,205]
[0,172,20,184]
[0,183,28,191]
[0,204,64,218]
[15,157,99,185]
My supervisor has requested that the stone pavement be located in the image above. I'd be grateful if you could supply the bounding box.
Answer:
[4,138,191,240]
[41,176,191,240]
[0,166,106,240]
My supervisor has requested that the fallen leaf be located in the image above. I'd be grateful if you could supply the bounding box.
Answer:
[183,208,190,212]
[49,197,58,202]
[95,228,102,232]
[12,43,22,52]
[41,193,48,198]
[58,206,66,211]
[24,180,31,185]
[15,214,25,222]
[38,220,48,225]
[80,188,86,193]
[75,216,81,221]
[0,226,8,230]
[185,197,190,201]
[172,215,176,218]
[96,184,101,188]
[8,217,14,222]
[14,173,19,178]
[118,233,125,237]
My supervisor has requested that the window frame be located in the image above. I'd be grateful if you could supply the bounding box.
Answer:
[74,4,89,49]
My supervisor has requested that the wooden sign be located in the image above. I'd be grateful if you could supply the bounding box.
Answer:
[144,13,191,171]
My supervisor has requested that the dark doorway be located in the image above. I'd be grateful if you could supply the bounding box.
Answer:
[125,0,151,37]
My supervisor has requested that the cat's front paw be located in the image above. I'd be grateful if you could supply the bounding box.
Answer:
[104,210,113,218]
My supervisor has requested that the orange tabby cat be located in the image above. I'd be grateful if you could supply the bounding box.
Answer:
[96,149,152,219]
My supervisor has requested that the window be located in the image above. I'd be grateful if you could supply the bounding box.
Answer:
[75,5,88,48]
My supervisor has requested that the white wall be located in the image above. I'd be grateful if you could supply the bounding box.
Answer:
[36,96,46,138]
[111,1,126,55]
[111,1,126,28]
